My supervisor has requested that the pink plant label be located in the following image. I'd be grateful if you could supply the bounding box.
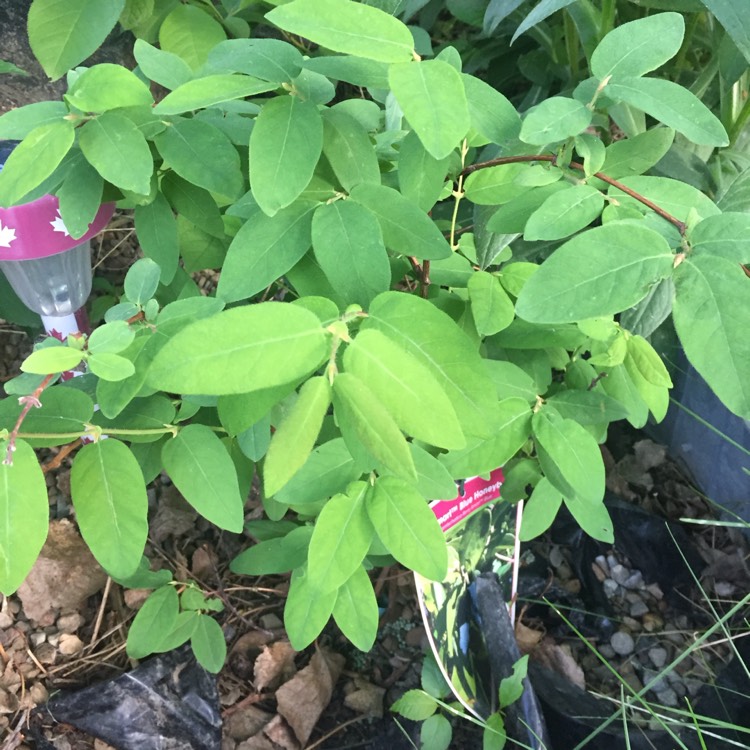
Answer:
[430,467,505,532]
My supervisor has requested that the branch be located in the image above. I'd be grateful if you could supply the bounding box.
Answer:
[3,374,55,465]
[460,154,687,235]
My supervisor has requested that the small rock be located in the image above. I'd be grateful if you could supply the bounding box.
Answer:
[594,555,610,575]
[57,612,84,633]
[124,588,151,610]
[642,669,668,693]
[29,682,48,705]
[47,632,60,647]
[611,564,630,586]
[645,583,664,600]
[225,705,273,741]
[655,688,679,707]
[29,632,46,647]
[58,633,84,655]
[34,642,57,665]
[259,613,283,630]
[549,546,564,568]
[598,644,616,659]
[714,581,736,597]
[622,571,644,590]
[684,678,703,697]
[622,617,642,632]
[0,612,13,629]
[649,647,668,669]
[642,613,664,632]
[629,600,649,618]
[603,579,619,598]
[611,631,635,656]
[607,554,619,570]
[670,680,687,699]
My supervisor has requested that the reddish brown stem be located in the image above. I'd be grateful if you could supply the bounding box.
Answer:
[420,259,431,298]
[4,373,55,465]
[460,154,687,235]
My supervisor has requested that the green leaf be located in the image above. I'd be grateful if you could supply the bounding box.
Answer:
[365,292,498,439]
[21,346,84,375]
[626,334,672,387]
[462,74,520,146]
[673,255,750,418]
[159,4,226,70]
[532,408,604,505]
[515,224,674,323]
[699,0,750,65]
[343,328,465,449]
[0,60,28,76]
[276,438,364,507]
[191,614,226,673]
[113,556,172,589]
[421,714,453,750]
[438,397,531,479]
[28,0,125,80]
[154,75,276,115]
[398,131,450,213]
[79,113,153,195]
[177,216,227,273]
[689,213,750,263]
[0,101,67,139]
[520,96,592,146]
[321,108,380,192]
[499,654,528,706]
[249,96,323,217]
[483,712,507,750]
[70,439,148,579]
[66,64,153,112]
[547,389,629,425]
[607,176,720,223]
[575,133,606,178]
[230,526,312,574]
[512,0,578,43]
[519,477,563,541]
[332,564,379,651]
[205,39,303,82]
[332,373,416,482]
[366,476,447,581]
[312,201,391,307]
[487,183,568,235]
[126,585,179,659]
[389,60,470,160]
[600,128,675,179]
[155,119,242,199]
[349,183,452,260]
[606,78,728,147]
[0,386,93,447]
[410,444,458,500]
[484,360,538,404]
[87,321,136,355]
[468,271,515,336]
[134,193,179,284]
[57,153,104,239]
[563,494,614,543]
[264,377,331,496]
[591,13,684,80]
[218,381,300,436]
[284,567,337,650]
[391,689,438,721]
[133,38,193,90]
[599,363,649,429]
[303,56,389,88]
[217,202,315,303]
[0,121,74,206]
[124,257,161,305]
[464,163,530,205]
[0,440,48,595]
[266,0,413,63]
[524,184,604,241]
[307,481,373,591]
[162,424,244,531]
[147,302,328,395]
[155,611,200,653]
[162,173,224,239]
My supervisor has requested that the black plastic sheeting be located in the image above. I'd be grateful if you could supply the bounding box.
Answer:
[33,646,222,750]
[518,496,750,750]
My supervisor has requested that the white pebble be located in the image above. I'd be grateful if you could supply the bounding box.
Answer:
[611,631,635,656]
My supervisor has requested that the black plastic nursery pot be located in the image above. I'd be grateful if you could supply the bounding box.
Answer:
[417,493,750,750]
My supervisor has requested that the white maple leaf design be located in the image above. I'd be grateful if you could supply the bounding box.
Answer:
[0,219,17,248]
[50,209,70,237]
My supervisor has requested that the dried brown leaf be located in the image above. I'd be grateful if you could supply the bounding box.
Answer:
[255,641,297,691]
[275,647,345,746]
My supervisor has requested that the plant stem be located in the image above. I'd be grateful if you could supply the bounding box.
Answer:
[460,154,687,234]
[3,374,54,465]
[728,90,750,146]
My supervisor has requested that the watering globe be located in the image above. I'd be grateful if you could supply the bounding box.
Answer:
[0,140,114,341]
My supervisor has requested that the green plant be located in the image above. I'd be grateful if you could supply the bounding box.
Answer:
[0,0,748,672]
[392,652,530,749]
